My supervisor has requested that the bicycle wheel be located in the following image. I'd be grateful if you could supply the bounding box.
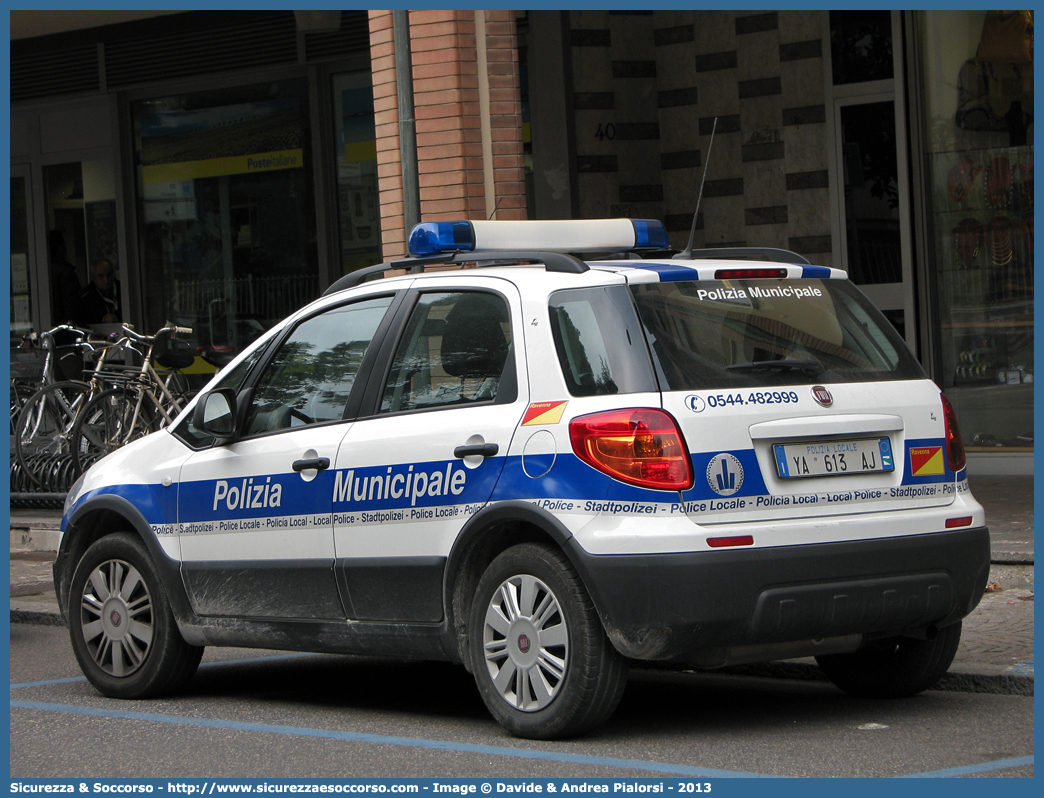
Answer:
[157,370,194,419]
[15,381,90,488]
[70,387,160,476]
[10,378,39,434]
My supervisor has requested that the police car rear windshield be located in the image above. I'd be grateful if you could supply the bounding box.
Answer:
[629,278,925,391]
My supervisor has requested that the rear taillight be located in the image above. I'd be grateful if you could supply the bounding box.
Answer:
[941,393,966,473]
[569,408,693,490]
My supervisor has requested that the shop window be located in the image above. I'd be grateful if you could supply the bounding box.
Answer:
[331,72,381,274]
[132,79,318,363]
[918,11,1034,454]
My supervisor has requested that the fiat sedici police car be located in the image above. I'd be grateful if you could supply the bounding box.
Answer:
[57,218,989,739]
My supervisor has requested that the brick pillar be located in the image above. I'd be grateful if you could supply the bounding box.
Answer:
[370,9,527,261]
[483,10,527,222]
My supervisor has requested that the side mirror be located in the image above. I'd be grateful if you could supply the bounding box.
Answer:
[192,387,238,440]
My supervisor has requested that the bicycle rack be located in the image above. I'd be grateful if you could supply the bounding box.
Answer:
[9,452,76,509]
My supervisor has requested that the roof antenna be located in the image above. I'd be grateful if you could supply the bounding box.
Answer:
[488,195,505,221]
[674,116,717,260]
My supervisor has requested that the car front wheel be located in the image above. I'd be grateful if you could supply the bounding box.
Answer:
[469,543,627,739]
[68,533,203,698]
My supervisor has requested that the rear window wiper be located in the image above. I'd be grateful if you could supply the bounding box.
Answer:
[726,358,824,376]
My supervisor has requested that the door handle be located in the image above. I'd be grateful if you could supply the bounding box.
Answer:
[292,457,331,472]
[454,443,499,459]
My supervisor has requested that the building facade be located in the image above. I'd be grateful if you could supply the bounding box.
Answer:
[8,9,1032,474]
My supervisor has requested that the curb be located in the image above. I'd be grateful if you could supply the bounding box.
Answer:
[10,609,66,627]
[708,659,1034,697]
[13,609,1033,696]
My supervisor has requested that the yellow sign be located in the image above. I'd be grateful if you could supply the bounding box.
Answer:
[909,446,944,476]
[522,401,568,426]
[345,141,378,163]
[143,149,304,184]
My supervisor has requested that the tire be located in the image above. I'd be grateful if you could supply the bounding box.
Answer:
[67,533,203,698]
[469,543,628,739]
[816,621,962,699]
[71,388,159,476]
[14,381,89,487]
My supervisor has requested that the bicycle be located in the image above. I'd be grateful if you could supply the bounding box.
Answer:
[9,324,93,433]
[70,323,194,476]
[13,325,137,488]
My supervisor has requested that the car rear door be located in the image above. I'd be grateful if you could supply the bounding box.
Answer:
[328,280,527,623]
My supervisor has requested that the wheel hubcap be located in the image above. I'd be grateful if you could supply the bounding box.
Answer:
[79,558,154,677]
[482,574,568,711]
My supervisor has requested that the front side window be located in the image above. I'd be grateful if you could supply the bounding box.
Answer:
[244,296,392,435]
[173,340,268,448]
[630,278,925,391]
[380,292,513,413]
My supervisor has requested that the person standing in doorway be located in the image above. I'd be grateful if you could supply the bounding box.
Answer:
[77,257,122,325]
[49,230,82,325]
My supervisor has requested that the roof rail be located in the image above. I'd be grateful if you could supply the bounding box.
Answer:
[322,250,589,296]
[684,247,810,265]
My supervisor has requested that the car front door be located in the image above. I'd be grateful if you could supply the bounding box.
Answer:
[176,293,397,620]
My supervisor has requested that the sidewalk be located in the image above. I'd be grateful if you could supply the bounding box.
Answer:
[9,475,1033,693]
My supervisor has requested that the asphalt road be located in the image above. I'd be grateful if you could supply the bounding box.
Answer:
[10,624,1034,780]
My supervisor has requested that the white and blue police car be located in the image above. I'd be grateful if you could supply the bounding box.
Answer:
[57,218,989,739]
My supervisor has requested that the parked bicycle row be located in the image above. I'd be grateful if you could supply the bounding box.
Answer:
[10,322,195,500]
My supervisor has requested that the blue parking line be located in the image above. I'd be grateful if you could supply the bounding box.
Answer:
[10,698,780,778]
[899,755,1034,778]
[9,675,87,689]
[9,652,310,690]
[11,656,1033,779]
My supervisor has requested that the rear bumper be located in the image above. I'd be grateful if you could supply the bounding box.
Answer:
[569,526,991,661]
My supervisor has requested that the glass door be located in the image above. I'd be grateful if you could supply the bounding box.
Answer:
[829,10,916,349]
[43,162,88,328]
[10,166,35,345]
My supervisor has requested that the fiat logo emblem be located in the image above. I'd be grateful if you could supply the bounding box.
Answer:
[811,385,833,407]
[110,610,122,627]
[517,634,531,653]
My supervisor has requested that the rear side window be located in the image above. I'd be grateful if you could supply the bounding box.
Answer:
[549,285,658,396]
[380,291,515,413]
[630,278,924,390]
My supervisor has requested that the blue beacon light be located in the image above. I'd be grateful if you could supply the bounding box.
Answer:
[408,221,476,257]
[631,219,668,250]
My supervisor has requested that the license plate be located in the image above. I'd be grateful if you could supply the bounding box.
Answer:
[773,437,893,478]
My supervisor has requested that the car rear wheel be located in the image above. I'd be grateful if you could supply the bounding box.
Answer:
[469,543,627,739]
[68,533,203,698]
[816,621,962,698]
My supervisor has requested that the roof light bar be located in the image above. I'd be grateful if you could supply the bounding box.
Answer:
[407,218,668,257]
